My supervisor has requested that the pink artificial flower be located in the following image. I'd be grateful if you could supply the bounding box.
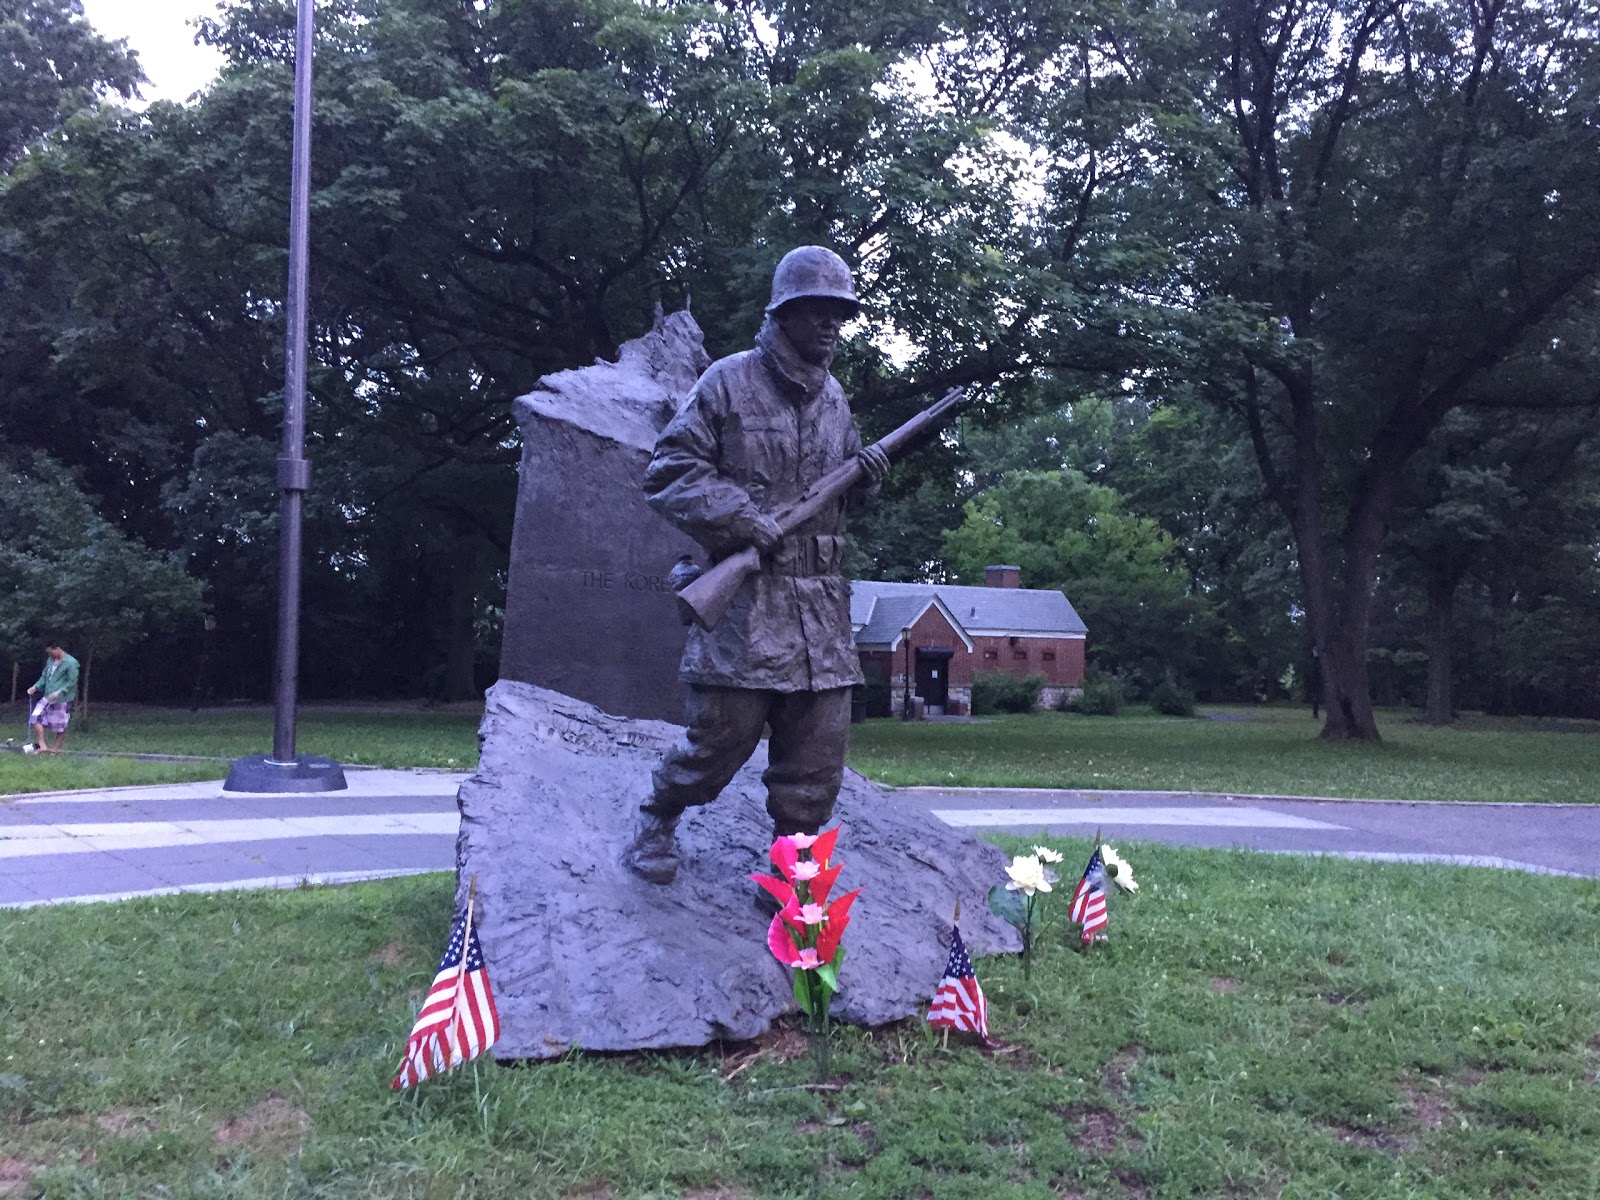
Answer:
[768,914,802,964]
[810,827,840,866]
[789,832,818,850]
[808,862,842,904]
[792,860,821,882]
[794,948,822,969]
[750,872,797,913]
[814,888,861,963]
[798,902,827,925]
[769,837,801,882]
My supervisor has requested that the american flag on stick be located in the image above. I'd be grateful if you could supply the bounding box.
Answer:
[391,877,500,1090]
[927,922,990,1042]
[1069,845,1109,943]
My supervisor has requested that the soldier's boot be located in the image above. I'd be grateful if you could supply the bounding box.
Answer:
[621,808,681,884]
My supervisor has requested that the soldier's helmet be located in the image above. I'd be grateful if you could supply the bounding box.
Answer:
[765,246,860,315]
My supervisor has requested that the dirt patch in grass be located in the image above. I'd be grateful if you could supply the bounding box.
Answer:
[1101,1045,1140,1097]
[95,1107,156,1135]
[1402,1080,1452,1129]
[1058,1105,1128,1154]
[1332,1122,1411,1155]
[1113,1167,1152,1198]
[1210,975,1241,993]
[214,1093,311,1154]
[369,941,408,966]
[681,1189,757,1200]
[561,1185,617,1200]
[0,1158,40,1200]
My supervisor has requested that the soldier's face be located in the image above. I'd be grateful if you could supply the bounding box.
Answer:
[776,297,855,366]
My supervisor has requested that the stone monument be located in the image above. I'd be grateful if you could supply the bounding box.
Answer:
[457,681,1018,1057]
[497,309,709,724]
[464,305,1019,1058]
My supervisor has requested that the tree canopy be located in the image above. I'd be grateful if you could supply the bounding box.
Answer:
[1,0,1596,725]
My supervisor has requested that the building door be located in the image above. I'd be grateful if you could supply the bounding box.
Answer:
[916,649,952,713]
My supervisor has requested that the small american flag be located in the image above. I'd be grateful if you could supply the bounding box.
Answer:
[927,925,989,1040]
[391,892,500,1090]
[1069,847,1109,943]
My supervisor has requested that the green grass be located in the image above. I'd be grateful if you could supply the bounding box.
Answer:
[64,704,482,768]
[5,702,1600,803]
[0,752,226,796]
[847,706,1600,803]
[2,845,1598,1198]
[0,703,482,794]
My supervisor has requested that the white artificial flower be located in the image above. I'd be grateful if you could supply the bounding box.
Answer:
[1031,845,1064,865]
[1100,844,1138,893]
[1005,854,1052,896]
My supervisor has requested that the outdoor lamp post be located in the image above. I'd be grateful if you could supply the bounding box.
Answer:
[226,0,346,792]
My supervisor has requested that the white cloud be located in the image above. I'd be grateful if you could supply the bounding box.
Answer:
[80,0,224,103]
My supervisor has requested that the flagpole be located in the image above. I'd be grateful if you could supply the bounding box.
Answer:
[226,0,346,793]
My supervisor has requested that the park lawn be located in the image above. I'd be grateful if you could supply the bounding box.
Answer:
[0,752,224,797]
[46,704,480,767]
[2,843,1598,1199]
[7,702,1600,803]
[847,707,1600,803]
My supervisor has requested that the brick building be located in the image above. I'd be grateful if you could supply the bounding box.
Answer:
[851,565,1088,716]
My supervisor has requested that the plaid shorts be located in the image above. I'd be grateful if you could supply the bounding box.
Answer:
[31,699,73,733]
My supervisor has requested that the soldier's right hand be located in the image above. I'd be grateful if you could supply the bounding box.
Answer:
[732,511,784,553]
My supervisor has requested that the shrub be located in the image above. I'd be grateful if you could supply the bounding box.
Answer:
[1076,678,1124,716]
[1149,680,1197,717]
[970,671,1045,715]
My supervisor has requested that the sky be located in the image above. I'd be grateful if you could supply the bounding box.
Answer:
[79,0,224,103]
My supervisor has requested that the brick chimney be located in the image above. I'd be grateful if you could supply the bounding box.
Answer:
[985,564,1021,589]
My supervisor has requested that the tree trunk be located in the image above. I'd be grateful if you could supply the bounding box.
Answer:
[440,541,492,702]
[1423,571,1461,724]
[80,642,94,726]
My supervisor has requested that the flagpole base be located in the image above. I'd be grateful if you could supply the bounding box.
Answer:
[224,754,347,793]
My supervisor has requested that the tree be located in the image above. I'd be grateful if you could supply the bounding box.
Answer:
[941,468,1215,689]
[1157,0,1600,738]
[0,453,205,709]
[0,0,141,166]
[1384,406,1600,723]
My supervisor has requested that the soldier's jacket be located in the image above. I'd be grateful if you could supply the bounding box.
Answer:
[645,319,874,692]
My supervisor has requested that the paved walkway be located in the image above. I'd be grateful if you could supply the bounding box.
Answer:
[3,774,1597,908]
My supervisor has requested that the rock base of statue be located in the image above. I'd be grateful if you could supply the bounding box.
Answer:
[455,680,1020,1058]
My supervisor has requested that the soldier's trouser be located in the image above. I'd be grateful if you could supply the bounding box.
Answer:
[644,685,853,833]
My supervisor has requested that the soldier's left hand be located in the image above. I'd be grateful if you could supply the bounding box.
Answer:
[859,445,890,485]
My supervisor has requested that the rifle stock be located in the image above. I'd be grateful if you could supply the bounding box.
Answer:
[675,388,968,630]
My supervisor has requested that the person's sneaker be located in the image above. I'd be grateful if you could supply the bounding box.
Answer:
[620,809,680,884]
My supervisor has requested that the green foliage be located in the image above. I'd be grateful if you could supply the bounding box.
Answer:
[1149,680,1197,718]
[0,453,204,664]
[1075,677,1125,716]
[943,468,1217,691]
[4,858,1600,1197]
[0,0,142,165]
[969,670,1043,715]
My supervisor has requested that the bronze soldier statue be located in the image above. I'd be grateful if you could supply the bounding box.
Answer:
[622,246,890,883]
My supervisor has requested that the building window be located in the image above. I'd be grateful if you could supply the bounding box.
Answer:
[983,649,998,661]
[1013,650,1027,661]
[1042,651,1056,662]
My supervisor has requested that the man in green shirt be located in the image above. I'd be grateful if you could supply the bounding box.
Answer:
[27,641,80,754]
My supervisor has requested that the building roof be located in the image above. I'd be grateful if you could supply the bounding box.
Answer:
[850,579,1087,648]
